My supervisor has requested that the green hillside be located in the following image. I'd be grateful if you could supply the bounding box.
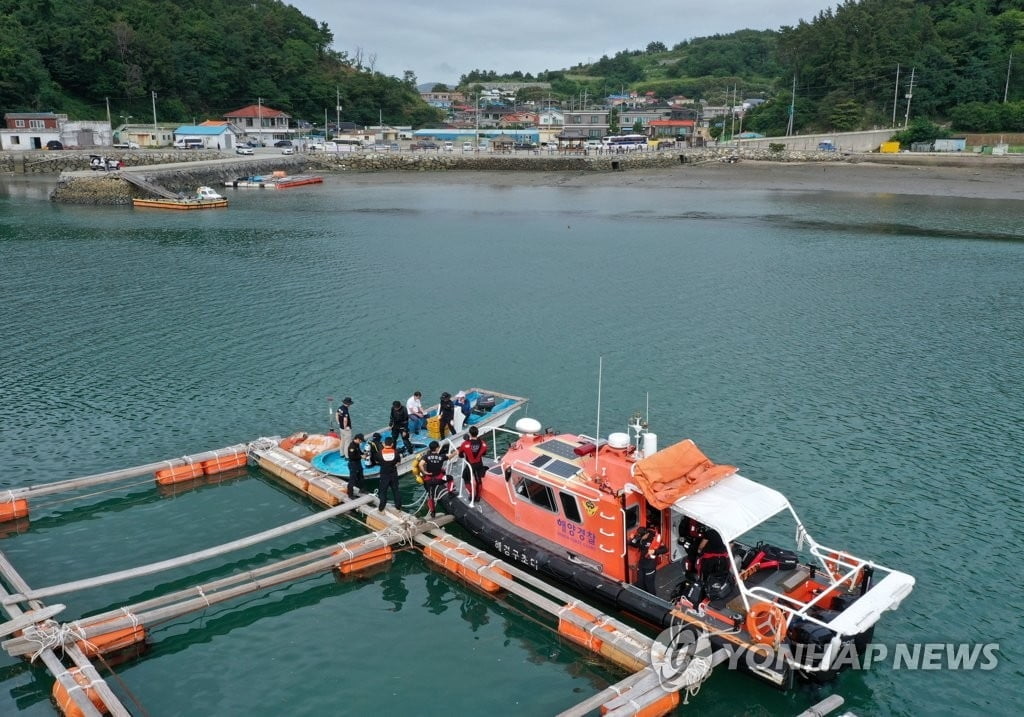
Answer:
[0,0,442,127]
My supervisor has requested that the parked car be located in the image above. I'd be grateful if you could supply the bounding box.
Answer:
[235,146,254,155]
[173,139,204,149]
[513,142,537,150]
[462,142,474,152]
[274,140,293,148]
[281,146,295,155]
[45,140,64,150]
[410,141,438,150]
[389,143,400,151]
[112,141,139,149]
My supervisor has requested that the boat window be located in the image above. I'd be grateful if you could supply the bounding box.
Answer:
[560,492,583,523]
[624,504,640,532]
[519,477,557,512]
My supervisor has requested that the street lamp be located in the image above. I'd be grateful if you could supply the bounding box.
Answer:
[475,95,481,150]
[119,115,133,128]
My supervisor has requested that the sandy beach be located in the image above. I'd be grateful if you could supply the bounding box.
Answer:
[338,158,1024,201]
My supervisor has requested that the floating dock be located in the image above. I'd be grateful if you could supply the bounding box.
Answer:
[0,408,852,716]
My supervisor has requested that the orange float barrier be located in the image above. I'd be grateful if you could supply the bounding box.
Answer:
[201,452,248,476]
[558,604,610,651]
[51,666,106,717]
[334,545,393,575]
[154,463,205,486]
[75,618,147,658]
[422,538,510,593]
[0,498,29,523]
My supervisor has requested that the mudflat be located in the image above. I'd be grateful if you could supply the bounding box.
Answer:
[340,158,1024,201]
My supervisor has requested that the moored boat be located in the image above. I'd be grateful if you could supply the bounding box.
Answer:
[223,172,322,189]
[132,186,228,210]
[439,413,915,689]
[305,389,527,480]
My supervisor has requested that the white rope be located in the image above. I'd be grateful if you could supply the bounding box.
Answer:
[120,606,140,628]
[195,586,211,608]
[678,653,714,704]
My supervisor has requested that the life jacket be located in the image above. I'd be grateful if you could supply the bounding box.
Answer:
[460,437,487,463]
[381,446,397,462]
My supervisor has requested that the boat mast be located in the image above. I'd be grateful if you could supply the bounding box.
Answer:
[595,356,602,475]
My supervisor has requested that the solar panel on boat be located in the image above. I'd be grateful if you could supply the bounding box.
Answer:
[537,439,583,461]
[530,455,549,468]
[545,459,580,479]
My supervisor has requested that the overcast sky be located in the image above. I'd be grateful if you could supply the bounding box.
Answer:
[289,1,835,85]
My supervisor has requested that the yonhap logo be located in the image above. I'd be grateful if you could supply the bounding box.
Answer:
[651,625,715,691]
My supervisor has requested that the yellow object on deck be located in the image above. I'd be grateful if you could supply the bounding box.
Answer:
[426,416,441,439]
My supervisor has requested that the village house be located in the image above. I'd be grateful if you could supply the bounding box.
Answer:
[223,104,292,146]
[0,112,65,150]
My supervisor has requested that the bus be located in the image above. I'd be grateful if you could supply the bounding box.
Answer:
[603,134,648,150]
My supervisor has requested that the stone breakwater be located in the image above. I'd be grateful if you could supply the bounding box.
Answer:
[308,147,850,172]
[10,147,851,204]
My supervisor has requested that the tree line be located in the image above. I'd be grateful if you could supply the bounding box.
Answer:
[0,0,442,128]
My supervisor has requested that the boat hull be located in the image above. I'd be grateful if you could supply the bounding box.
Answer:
[132,198,228,210]
[438,491,798,688]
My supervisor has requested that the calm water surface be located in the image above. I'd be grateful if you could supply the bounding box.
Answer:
[0,173,1021,716]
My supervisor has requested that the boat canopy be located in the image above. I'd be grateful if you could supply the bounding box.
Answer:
[672,474,790,542]
[631,439,737,509]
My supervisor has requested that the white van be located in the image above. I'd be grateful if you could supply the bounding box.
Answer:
[443,142,454,152]
[174,138,204,150]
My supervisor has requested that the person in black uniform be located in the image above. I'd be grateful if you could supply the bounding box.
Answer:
[629,524,666,594]
[346,433,365,499]
[377,437,402,512]
[438,392,456,438]
[420,440,454,517]
[366,433,383,467]
[336,397,353,451]
[389,400,414,455]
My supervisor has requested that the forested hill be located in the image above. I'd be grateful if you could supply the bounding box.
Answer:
[461,0,1024,134]
[0,0,441,127]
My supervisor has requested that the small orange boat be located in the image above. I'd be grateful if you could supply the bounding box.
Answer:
[439,412,914,689]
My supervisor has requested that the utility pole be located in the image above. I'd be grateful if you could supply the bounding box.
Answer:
[151,90,157,131]
[105,98,111,129]
[335,87,341,136]
[903,67,916,127]
[258,97,263,145]
[786,75,796,136]
[1004,52,1013,103]
[892,64,901,128]
[730,85,737,140]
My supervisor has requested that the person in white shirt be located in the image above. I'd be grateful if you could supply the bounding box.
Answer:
[406,391,426,434]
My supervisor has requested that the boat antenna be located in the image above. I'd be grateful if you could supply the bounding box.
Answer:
[327,396,335,431]
[595,356,602,474]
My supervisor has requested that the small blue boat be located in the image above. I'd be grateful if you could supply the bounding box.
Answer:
[310,388,527,478]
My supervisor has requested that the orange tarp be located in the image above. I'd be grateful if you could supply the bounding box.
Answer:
[632,439,737,509]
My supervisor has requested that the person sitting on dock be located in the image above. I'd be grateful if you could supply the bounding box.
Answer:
[453,391,471,433]
[389,400,415,455]
[457,426,488,501]
[407,391,426,434]
[377,437,402,512]
[346,433,365,498]
[439,392,456,438]
[421,440,455,518]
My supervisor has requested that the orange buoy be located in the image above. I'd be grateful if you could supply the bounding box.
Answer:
[0,498,29,523]
[51,666,106,717]
[334,545,393,575]
[746,603,787,646]
[76,618,147,658]
[154,463,205,486]
[201,452,247,476]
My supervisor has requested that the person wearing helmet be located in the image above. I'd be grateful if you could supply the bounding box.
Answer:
[438,391,456,438]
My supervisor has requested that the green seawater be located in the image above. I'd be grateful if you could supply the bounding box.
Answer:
[0,174,1021,716]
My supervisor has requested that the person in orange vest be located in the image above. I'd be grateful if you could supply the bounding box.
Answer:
[377,437,402,512]
[457,426,488,501]
[629,524,666,594]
